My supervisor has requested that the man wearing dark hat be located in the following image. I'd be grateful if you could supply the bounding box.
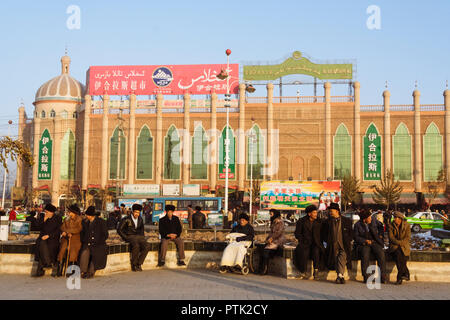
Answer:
[192,206,207,229]
[388,211,411,285]
[79,206,109,279]
[55,204,83,277]
[158,204,185,267]
[354,210,387,284]
[117,203,150,271]
[33,203,62,277]
[294,205,325,280]
[220,213,255,272]
[321,202,353,284]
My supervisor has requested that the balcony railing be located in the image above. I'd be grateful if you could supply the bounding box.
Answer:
[421,104,445,112]
[360,105,384,112]
[390,105,414,112]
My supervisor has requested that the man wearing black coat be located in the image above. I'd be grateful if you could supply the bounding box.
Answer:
[79,206,109,279]
[192,206,207,229]
[294,205,325,279]
[321,203,353,284]
[118,203,150,271]
[158,205,185,267]
[33,203,62,277]
[354,210,387,284]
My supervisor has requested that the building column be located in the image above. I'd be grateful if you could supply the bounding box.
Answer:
[238,83,246,191]
[128,94,136,184]
[82,95,91,190]
[413,90,422,192]
[51,117,62,205]
[383,90,391,174]
[353,82,361,180]
[183,93,190,185]
[101,95,110,189]
[32,116,41,190]
[16,106,25,187]
[210,92,217,192]
[155,94,163,185]
[324,82,332,179]
[267,83,274,179]
[444,89,450,182]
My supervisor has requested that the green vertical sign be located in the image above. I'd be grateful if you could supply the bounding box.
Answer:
[218,126,235,180]
[363,124,382,180]
[38,129,52,180]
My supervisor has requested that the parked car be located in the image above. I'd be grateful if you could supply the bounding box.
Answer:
[406,212,449,233]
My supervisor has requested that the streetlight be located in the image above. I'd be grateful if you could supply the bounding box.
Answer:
[248,124,256,221]
[2,120,12,208]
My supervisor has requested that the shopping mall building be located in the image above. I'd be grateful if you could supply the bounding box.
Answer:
[15,52,450,208]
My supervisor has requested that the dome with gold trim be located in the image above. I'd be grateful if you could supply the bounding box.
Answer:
[34,55,85,103]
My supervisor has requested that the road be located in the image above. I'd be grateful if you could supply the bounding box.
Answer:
[0,269,448,300]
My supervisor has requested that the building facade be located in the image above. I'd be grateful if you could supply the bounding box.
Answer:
[16,55,450,207]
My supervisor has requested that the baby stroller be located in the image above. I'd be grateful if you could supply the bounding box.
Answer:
[219,233,255,275]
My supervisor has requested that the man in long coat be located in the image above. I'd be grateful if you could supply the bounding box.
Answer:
[56,204,83,277]
[388,211,411,285]
[321,203,353,284]
[33,203,62,277]
[79,206,109,279]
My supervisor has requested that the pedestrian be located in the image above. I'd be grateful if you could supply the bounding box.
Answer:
[26,210,40,231]
[257,209,285,275]
[294,204,325,280]
[56,204,83,277]
[220,213,255,272]
[321,202,353,284]
[117,203,150,272]
[227,209,233,229]
[158,204,185,267]
[187,204,194,229]
[192,206,206,229]
[388,211,411,285]
[79,206,109,279]
[33,204,62,277]
[353,210,387,284]
[8,206,17,221]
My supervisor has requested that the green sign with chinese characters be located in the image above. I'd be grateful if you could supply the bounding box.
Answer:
[38,129,52,180]
[218,126,236,180]
[243,51,353,81]
[363,124,382,180]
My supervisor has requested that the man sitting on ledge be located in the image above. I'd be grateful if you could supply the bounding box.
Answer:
[118,203,151,272]
[158,204,186,267]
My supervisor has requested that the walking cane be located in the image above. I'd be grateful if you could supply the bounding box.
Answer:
[64,237,71,276]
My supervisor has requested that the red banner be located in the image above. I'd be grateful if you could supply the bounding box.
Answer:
[87,64,239,96]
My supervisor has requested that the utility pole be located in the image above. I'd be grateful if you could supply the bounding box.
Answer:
[2,120,12,208]
[116,107,125,204]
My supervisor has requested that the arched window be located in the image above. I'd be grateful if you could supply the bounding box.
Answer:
[310,156,321,180]
[279,157,289,180]
[109,127,126,180]
[41,110,46,118]
[61,110,68,119]
[423,123,443,181]
[333,124,351,179]
[191,125,208,180]
[393,123,412,180]
[292,156,304,180]
[50,109,56,118]
[247,124,265,180]
[218,125,236,180]
[60,130,76,180]
[164,125,180,180]
[136,126,153,180]
[72,111,77,119]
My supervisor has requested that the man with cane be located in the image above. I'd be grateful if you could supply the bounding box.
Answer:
[56,204,83,277]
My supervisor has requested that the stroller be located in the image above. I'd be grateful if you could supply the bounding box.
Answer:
[219,233,255,275]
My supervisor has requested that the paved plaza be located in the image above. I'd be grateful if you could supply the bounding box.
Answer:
[0,269,449,300]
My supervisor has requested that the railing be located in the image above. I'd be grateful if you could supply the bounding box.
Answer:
[246,97,267,103]
[330,96,354,103]
[360,105,384,112]
[109,100,130,108]
[162,108,184,113]
[421,104,445,112]
[135,108,156,114]
[109,108,130,114]
[271,96,325,103]
[190,108,211,113]
[390,105,414,112]
[217,107,240,113]
[91,108,103,114]
[191,100,211,108]
[217,99,238,107]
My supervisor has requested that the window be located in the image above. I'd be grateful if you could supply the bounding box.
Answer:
[61,110,68,119]
[247,124,264,180]
[73,111,77,119]
[41,110,46,118]
[109,127,126,180]
[50,109,56,118]
[191,126,208,180]
[393,123,412,180]
[423,123,443,181]
[136,126,153,179]
[164,125,181,180]
[333,124,351,179]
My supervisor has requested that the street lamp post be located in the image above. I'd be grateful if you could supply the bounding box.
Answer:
[2,120,12,209]
[248,127,256,221]
[224,49,232,217]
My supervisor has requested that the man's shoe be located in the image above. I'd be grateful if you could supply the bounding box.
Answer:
[131,265,137,272]
[33,267,45,277]
[395,279,403,285]
[381,275,388,284]
[85,272,94,279]
[313,269,319,280]
[401,275,410,281]
[51,263,58,277]
[177,260,186,266]
[340,277,346,284]
[81,272,88,279]
[136,265,143,271]
[298,272,307,280]
[157,261,165,267]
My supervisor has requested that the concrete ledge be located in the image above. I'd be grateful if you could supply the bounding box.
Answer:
[1,241,450,282]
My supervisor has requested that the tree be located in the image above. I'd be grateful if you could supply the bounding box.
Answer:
[341,175,361,211]
[427,168,448,208]
[371,169,403,210]
[0,136,34,171]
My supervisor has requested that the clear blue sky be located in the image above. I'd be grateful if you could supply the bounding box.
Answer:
[0,0,449,138]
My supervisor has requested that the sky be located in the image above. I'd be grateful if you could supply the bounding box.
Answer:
[0,0,449,190]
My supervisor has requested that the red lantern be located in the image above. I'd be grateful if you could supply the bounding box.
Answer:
[225,49,231,56]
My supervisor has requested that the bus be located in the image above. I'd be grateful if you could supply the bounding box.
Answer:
[118,196,223,224]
